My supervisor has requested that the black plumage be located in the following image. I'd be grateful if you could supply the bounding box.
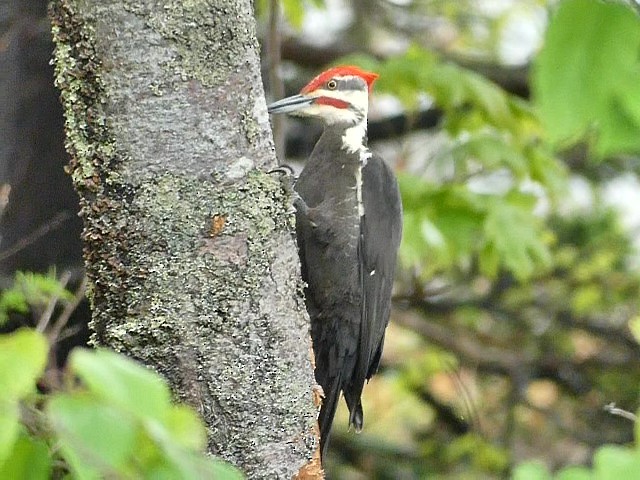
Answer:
[294,126,403,458]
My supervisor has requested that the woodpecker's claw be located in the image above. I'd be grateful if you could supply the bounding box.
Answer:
[269,165,300,212]
[267,165,295,177]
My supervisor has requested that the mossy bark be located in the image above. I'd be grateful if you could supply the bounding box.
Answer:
[49,0,317,477]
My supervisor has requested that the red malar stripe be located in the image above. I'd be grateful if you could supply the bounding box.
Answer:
[315,96,350,109]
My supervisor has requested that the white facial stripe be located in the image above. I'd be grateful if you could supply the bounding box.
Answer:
[294,104,358,124]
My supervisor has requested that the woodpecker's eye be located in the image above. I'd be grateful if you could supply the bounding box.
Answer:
[327,80,337,90]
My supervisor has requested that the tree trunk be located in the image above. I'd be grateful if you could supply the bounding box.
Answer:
[49,0,317,477]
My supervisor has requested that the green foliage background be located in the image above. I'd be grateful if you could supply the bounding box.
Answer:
[267,0,640,478]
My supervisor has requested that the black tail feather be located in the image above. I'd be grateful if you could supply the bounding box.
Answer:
[344,392,363,432]
[318,374,342,460]
[349,402,363,432]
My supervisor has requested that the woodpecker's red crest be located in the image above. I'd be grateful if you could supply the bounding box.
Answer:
[300,65,379,94]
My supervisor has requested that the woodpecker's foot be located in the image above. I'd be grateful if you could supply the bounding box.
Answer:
[269,165,298,204]
[268,164,296,177]
[269,165,310,215]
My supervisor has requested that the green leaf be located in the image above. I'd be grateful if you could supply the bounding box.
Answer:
[0,329,48,398]
[463,72,512,127]
[209,458,245,480]
[0,271,74,325]
[636,397,640,448]
[0,429,51,480]
[162,405,207,451]
[512,461,551,480]
[15,271,74,306]
[48,394,138,479]
[571,284,602,316]
[628,316,640,345]
[445,433,508,472]
[0,402,20,469]
[398,178,487,275]
[533,0,640,157]
[282,0,305,29]
[69,349,171,421]
[433,206,483,255]
[144,417,244,480]
[593,445,640,480]
[555,465,592,480]
[448,132,528,177]
[479,243,500,279]
[483,195,551,280]
[398,173,552,280]
[0,329,43,465]
[346,50,433,107]
[526,146,567,197]
[620,78,640,127]
[596,96,640,157]
[162,449,244,480]
[0,290,29,325]
[56,348,241,479]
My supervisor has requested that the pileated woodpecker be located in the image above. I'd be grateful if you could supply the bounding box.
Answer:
[268,66,403,459]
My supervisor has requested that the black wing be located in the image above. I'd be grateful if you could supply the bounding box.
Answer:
[344,153,403,430]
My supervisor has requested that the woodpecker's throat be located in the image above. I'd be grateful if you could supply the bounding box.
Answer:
[342,120,370,158]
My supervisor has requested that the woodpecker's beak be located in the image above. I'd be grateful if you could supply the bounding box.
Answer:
[267,94,314,115]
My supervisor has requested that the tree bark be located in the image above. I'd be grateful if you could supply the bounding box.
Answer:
[49,0,317,477]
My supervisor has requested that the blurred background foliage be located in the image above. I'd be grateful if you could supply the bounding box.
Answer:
[2,0,640,478]
[257,0,640,477]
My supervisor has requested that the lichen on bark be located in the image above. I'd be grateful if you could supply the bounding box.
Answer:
[49,0,317,477]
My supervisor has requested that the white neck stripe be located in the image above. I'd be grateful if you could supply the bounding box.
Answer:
[341,120,370,160]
